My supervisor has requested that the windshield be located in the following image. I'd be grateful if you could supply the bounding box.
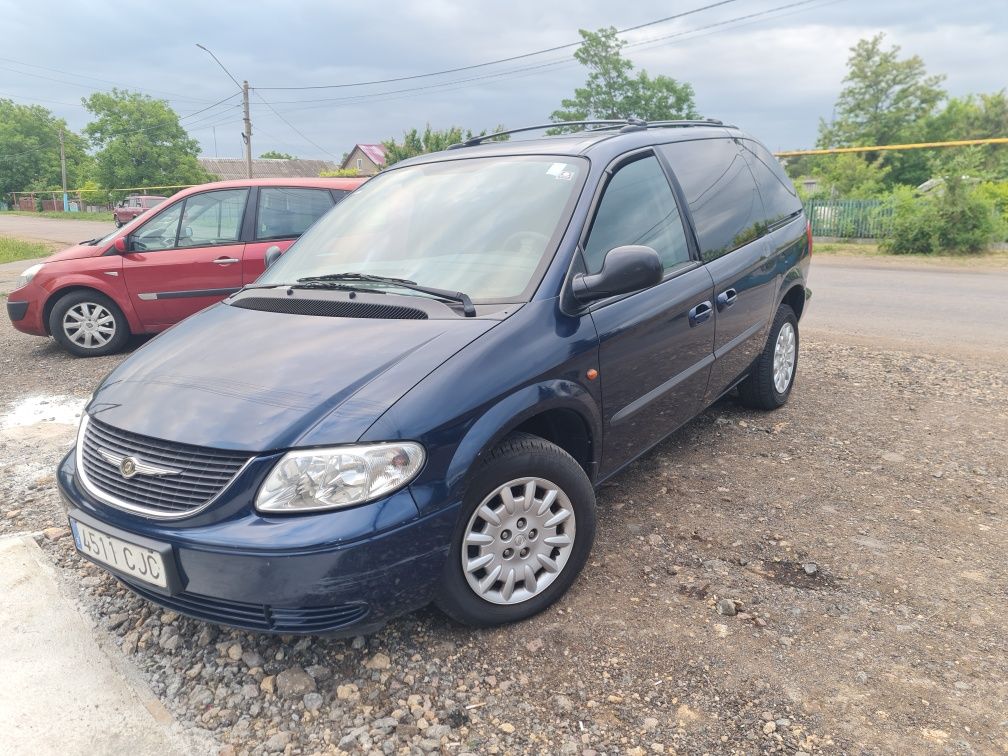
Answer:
[257,155,587,301]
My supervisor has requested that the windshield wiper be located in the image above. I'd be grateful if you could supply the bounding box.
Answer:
[296,273,476,317]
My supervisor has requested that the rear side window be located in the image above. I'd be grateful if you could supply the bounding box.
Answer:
[256,188,335,240]
[660,139,765,262]
[742,140,802,228]
[583,155,690,274]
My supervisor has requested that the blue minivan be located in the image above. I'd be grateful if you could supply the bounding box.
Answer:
[59,120,811,634]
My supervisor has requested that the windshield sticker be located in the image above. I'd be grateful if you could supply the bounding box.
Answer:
[547,162,575,181]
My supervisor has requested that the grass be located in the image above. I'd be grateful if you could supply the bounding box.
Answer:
[813,240,1008,267]
[0,237,58,264]
[0,209,114,222]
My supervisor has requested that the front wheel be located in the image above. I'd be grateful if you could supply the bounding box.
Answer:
[48,290,130,357]
[435,433,596,626]
[738,303,798,410]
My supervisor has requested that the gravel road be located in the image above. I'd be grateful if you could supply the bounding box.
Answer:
[1,258,1005,754]
[0,213,113,246]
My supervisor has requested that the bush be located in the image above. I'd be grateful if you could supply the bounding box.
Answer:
[879,178,1000,254]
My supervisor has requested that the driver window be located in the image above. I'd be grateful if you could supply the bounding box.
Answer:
[131,201,183,251]
[583,154,690,275]
[177,189,248,248]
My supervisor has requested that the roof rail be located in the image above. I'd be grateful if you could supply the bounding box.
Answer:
[447,118,730,149]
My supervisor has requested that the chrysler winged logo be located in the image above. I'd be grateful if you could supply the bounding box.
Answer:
[97,449,180,479]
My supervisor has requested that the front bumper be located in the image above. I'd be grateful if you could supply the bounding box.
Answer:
[7,292,47,336]
[57,451,458,636]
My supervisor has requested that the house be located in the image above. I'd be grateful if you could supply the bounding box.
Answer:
[339,144,387,176]
[198,157,340,180]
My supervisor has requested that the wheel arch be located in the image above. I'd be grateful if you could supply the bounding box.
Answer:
[780,282,806,321]
[42,283,138,335]
[417,380,603,515]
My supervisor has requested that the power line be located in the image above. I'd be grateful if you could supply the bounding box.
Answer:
[258,0,831,115]
[0,59,213,104]
[255,0,742,91]
[253,91,340,159]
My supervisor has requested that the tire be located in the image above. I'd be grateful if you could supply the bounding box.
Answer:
[738,303,799,410]
[114,216,123,228]
[48,290,130,357]
[435,433,596,627]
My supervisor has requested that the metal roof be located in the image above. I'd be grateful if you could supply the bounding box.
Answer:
[356,144,387,166]
[198,157,340,180]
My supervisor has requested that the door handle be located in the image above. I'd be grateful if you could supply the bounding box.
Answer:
[716,288,738,311]
[688,300,713,327]
[213,257,240,265]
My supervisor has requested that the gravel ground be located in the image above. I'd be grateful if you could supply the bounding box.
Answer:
[1,314,1006,755]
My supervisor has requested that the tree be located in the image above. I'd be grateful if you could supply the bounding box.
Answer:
[260,150,296,160]
[926,91,1008,179]
[82,89,209,195]
[0,99,91,196]
[551,27,697,124]
[382,124,505,168]
[811,153,891,198]
[818,34,945,186]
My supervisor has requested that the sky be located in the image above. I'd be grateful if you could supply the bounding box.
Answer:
[1,0,1005,162]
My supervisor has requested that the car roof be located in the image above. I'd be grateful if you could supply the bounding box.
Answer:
[391,122,751,169]
[168,176,367,200]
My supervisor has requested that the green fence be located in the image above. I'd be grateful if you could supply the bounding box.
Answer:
[805,199,891,239]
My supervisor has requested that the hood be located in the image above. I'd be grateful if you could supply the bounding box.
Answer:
[47,241,107,262]
[89,299,501,451]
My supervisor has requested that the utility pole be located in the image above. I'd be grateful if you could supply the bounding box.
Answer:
[58,128,68,212]
[196,44,252,178]
[242,80,253,178]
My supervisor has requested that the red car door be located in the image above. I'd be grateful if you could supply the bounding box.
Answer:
[121,188,249,328]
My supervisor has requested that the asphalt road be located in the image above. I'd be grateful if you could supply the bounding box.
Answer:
[0,210,1004,363]
[0,214,113,246]
[803,255,1006,364]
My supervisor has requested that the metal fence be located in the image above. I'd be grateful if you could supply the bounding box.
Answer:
[805,199,891,239]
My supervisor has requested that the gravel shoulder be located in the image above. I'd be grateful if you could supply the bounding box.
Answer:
[0,279,1005,754]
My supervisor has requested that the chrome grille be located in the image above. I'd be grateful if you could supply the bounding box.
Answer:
[78,415,250,517]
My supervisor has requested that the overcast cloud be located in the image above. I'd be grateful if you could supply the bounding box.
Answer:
[1,0,1005,160]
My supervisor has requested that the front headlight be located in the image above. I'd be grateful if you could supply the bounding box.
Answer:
[16,263,43,289]
[255,442,425,513]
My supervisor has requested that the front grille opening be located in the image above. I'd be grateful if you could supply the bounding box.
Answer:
[80,416,250,516]
[229,296,428,320]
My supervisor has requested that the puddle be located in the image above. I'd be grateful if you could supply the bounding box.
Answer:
[0,395,87,430]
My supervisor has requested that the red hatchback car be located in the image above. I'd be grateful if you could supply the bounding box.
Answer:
[7,177,365,356]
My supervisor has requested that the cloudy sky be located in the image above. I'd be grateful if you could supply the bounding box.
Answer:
[2,0,1005,161]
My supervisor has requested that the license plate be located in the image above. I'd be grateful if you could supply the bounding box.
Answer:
[70,520,168,588]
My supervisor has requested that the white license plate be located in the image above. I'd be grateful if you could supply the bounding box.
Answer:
[71,520,168,588]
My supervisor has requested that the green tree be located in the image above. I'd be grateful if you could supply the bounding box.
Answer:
[551,27,697,124]
[818,34,945,186]
[82,89,209,195]
[260,150,296,160]
[382,124,505,167]
[812,153,891,197]
[0,99,91,196]
[926,91,1008,179]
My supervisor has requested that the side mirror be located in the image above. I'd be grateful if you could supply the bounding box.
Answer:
[572,245,663,304]
[263,245,283,268]
[112,236,128,254]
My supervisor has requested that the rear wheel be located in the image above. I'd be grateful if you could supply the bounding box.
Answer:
[738,303,799,410]
[435,433,595,626]
[48,290,130,357]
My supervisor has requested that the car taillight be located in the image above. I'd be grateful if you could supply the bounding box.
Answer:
[806,219,813,257]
